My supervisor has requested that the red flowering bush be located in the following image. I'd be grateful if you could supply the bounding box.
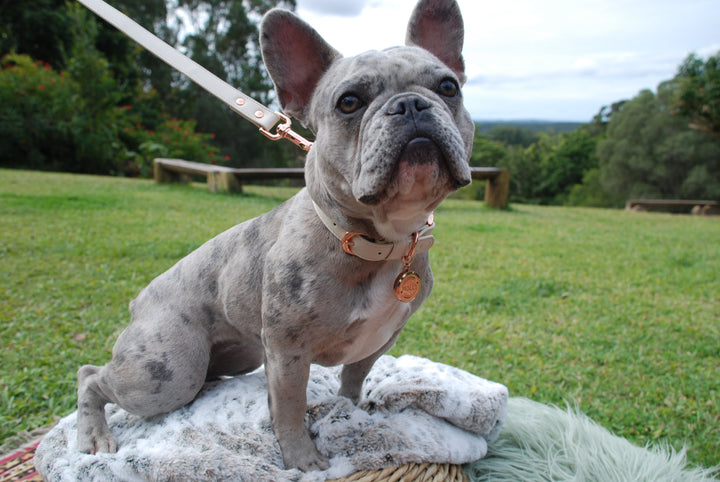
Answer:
[0,54,85,170]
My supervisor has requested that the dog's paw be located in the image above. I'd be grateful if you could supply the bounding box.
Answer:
[77,429,118,455]
[282,441,330,472]
[292,451,330,472]
[338,386,361,405]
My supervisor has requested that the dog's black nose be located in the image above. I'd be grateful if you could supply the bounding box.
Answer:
[387,94,431,116]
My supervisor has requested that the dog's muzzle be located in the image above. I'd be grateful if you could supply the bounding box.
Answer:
[352,92,471,205]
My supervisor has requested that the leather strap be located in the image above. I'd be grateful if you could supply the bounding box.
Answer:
[76,0,281,131]
[312,202,435,262]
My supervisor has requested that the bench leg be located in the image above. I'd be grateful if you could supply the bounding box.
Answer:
[693,205,719,215]
[154,162,191,184]
[207,171,242,194]
[484,168,510,209]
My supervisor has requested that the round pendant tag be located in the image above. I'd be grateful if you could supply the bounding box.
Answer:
[394,270,421,302]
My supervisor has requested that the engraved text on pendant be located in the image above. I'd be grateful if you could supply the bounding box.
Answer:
[394,270,421,302]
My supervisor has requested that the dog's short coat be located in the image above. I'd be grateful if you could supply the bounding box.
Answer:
[76,0,474,471]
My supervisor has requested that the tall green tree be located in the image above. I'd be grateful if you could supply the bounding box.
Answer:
[470,132,507,167]
[0,0,73,70]
[167,0,297,167]
[479,128,598,205]
[674,51,720,138]
[587,101,626,138]
[597,81,720,201]
[536,129,598,204]
[0,0,165,98]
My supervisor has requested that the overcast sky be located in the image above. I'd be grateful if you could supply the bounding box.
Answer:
[294,0,720,122]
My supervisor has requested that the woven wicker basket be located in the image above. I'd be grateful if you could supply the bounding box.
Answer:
[331,462,468,482]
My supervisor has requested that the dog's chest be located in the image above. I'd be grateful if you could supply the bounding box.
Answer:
[332,263,413,365]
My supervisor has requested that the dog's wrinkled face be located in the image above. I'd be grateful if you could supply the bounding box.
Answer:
[307,46,474,237]
[261,0,474,240]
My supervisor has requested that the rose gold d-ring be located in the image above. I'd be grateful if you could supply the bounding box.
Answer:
[341,232,363,256]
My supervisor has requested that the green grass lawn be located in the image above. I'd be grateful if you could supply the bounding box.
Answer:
[1,168,718,468]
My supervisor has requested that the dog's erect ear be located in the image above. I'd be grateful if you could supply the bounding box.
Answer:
[406,0,466,84]
[260,9,341,122]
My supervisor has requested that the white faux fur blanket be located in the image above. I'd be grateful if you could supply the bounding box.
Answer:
[35,355,508,481]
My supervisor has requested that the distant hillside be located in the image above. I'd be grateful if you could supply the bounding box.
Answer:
[475,120,584,133]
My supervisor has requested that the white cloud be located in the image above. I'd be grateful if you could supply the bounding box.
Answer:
[295,0,373,17]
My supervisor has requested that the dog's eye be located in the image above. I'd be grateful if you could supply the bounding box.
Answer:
[438,79,459,97]
[337,94,363,114]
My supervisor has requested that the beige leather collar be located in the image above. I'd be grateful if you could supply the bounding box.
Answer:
[312,201,435,262]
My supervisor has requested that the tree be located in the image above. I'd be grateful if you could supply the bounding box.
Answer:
[597,82,720,202]
[536,129,598,204]
[0,0,73,70]
[470,125,601,205]
[587,101,626,138]
[674,51,720,138]
[0,0,165,98]
[2,0,301,174]
[486,125,539,148]
[158,0,297,167]
[566,168,618,207]
[470,131,507,167]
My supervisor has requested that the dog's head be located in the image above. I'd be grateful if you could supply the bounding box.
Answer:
[261,0,474,240]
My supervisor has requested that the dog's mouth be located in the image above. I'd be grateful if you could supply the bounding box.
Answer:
[392,137,447,196]
[400,137,444,168]
[356,136,467,206]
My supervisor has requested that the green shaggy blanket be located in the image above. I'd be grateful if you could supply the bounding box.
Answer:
[466,398,718,482]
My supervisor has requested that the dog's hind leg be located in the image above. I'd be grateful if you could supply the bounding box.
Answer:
[76,364,119,454]
[76,320,211,454]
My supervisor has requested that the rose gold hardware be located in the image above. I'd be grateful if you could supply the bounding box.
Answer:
[394,270,421,302]
[401,232,420,267]
[395,231,422,302]
[259,112,314,152]
[341,232,364,256]
[235,98,245,106]
[254,110,264,118]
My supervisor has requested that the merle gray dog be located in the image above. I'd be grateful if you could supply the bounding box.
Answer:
[76,0,474,471]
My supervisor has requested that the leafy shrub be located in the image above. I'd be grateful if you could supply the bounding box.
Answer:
[119,118,221,177]
[0,53,221,177]
[0,53,82,170]
[565,168,620,207]
[0,51,133,173]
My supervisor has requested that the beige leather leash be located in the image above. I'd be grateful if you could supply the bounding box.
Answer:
[76,0,313,152]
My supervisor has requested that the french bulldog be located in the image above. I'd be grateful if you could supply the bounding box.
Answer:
[76,0,474,471]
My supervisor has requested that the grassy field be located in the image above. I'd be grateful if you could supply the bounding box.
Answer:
[1,168,718,469]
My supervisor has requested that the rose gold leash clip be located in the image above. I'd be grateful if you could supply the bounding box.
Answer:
[259,112,314,152]
[401,231,420,267]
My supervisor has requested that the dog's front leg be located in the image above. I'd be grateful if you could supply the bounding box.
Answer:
[338,329,403,404]
[264,351,329,471]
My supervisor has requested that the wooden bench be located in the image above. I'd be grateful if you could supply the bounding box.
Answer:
[153,158,304,194]
[154,158,510,209]
[625,199,719,215]
[471,167,510,209]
